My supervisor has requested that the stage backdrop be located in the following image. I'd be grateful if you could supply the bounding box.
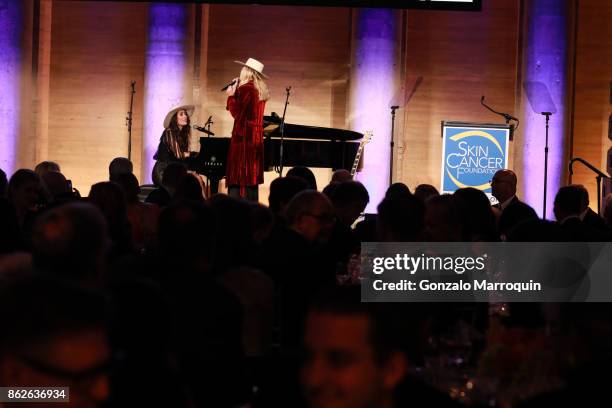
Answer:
[17,0,612,209]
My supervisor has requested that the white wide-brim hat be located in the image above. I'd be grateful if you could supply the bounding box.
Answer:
[234,57,269,79]
[163,105,195,129]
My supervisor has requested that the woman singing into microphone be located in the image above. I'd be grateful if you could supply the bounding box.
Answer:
[152,105,194,186]
[225,58,269,202]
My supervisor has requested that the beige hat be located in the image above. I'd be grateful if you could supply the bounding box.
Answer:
[163,105,195,129]
[234,57,268,78]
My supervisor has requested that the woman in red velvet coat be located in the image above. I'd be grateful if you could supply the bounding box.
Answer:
[225,58,269,202]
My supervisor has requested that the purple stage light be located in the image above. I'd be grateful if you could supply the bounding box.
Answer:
[522,0,570,219]
[143,3,189,183]
[351,9,400,213]
[0,1,23,175]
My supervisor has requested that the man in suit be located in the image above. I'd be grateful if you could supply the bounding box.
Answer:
[574,184,608,232]
[491,169,520,211]
[554,185,606,241]
[261,191,337,349]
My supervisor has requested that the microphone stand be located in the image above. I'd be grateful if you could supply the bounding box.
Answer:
[569,157,611,215]
[126,81,135,160]
[390,106,399,186]
[204,115,213,138]
[480,96,519,139]
[204,116,213,195]
[542,112,552,219]
[278,86,291,177]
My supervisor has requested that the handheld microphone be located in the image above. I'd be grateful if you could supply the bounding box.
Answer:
[221,80,237,92]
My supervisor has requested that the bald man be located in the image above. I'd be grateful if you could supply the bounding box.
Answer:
[491,169,519,211]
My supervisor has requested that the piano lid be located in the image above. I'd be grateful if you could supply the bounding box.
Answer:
[263,113,363,141]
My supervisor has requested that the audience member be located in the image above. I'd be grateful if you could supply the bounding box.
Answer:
[88,182,134,255]
[575,184,608,232]
[268,176,309,218]
[285,190,335,244]
[453,187,498,241]
[301,286,461,408]
[377,194,424,242]
[287,166,318,190]
[34,161,60,177]
[326,181,369,263]
[41,170,78,206]
[385,182,411,200]
[330,168,352,183]
[604,192,612,229]
[491,169,519,211]
[7,169,42,228]
[413,183,439,203]
[31,202,108,284]
[262,191,336,349]
[173,173,205,203]
[145,161,187,207]
[423,194,462,241]
[554,185,606,241]
[498,200,538,240]
[4,159,612,408]
[108,157,133,182]
[113,173,160,252]
[0,277,111,408]
[0,167,7,197]
[211,195,274,359]
[155,200,249,407]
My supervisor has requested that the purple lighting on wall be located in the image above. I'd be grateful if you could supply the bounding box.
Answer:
[143,4,189,183]
[522,0,570,219]
[351,9,399,213]
[0,1,22,175]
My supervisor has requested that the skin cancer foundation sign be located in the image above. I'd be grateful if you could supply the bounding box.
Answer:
[440,122,511,203]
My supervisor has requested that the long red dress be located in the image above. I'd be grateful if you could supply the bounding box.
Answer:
[226,81,266,193]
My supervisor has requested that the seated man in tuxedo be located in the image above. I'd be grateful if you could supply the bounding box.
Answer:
[491,169,520,211]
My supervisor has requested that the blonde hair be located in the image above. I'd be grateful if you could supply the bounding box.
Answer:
[239,66,269,101]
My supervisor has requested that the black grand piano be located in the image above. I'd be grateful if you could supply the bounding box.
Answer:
[188,114,362,193]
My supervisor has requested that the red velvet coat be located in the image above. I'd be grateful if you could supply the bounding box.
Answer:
[226,81,266,188]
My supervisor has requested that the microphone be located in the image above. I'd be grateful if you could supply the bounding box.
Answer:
[481,96,518,122]
[503,113,519,122]
[390,105,400,109]
[221,79,237,92]
[193,125,215,136]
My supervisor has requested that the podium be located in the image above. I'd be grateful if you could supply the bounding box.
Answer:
[440,122,511,203]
